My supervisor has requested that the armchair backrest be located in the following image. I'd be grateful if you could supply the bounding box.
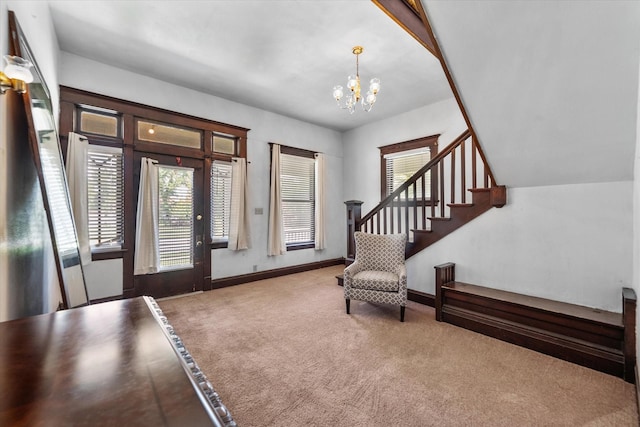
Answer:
[353,232,406,272]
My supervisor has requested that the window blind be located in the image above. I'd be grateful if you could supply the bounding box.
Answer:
[280,153,315,244]
[157,166,194,269]
[87,146,124,249]
[385,148,431,199]
[211,160,232,242]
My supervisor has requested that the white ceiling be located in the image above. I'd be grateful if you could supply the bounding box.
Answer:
[47,0,453,132]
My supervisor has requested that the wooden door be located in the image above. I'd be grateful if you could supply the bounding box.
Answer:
[132,152,205,298]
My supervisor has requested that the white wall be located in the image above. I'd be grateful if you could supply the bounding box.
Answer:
[633,37,640,366]
[408,182,633,312]
[59,52,345,286]
[83,259,122,301]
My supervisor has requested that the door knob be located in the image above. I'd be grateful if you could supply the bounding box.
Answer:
[196,214,202,221]
[196,241,203,247]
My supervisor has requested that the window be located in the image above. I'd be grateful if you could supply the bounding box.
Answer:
[380,135,439,200]
[79,107,120,138]
[210,160,232,244]
[212,134,237,155]
[87,145,124,250]
[137,120,202,149]
[158,166,194,270]
[280,147,315,248]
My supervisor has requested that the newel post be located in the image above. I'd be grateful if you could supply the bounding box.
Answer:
[345,200,363,260]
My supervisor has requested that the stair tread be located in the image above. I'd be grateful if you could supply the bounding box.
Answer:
[428,217,451,221]
[469,188,490,193]
[412,229,432,233]
[448,203,475,208]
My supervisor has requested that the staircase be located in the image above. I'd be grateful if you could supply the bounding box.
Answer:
[345,129,505,260]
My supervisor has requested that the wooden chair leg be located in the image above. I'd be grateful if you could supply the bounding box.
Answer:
[400,305,405,322]
[346,299,350,314]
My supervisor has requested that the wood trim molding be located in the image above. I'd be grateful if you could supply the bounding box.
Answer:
[407,289,435,307]
[636,365,640,413]
[434,263,637,381]
[372,0,437,56]
[210,258,345,289]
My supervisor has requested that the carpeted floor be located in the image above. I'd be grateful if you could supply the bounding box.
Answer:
[159,265,638,426]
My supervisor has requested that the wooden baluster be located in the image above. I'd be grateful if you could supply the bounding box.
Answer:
[404,188,409,237]
[397,194,401,235]
[439,159,445,217]
[412,181,417,233]
[471,138,477,189]
[383,206,388,234]
[421,173,426,229]
[376,212,380,235]
[390,200,395,233]
[450,146,456,204]
[431,165,437,219]
[460,138,466,204]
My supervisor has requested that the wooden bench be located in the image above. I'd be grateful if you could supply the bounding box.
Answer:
[434,262,637,382]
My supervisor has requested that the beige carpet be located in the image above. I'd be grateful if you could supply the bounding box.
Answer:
[159,265,638,426]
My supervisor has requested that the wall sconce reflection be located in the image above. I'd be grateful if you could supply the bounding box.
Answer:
[0,54,33,95]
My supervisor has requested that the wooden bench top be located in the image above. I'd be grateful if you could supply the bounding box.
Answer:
[443,281,623,327]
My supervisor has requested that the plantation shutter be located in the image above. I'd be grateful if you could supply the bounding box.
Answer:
[87,146,124,248]
[211,161,232,242]
[385,148,431,198]
[280,153,315,244]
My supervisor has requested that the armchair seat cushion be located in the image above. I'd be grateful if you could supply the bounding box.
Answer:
[351,270,399,292]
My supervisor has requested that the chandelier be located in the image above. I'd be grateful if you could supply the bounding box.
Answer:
[332,46,380,114]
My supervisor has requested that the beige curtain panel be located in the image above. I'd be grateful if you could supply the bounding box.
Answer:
[314,152,326,250]
[267,144,286,256]
[228,157,250,250]
[134,157,160,275]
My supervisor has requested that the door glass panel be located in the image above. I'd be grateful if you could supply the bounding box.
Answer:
[158,166,194,270]
[138,120,201,149]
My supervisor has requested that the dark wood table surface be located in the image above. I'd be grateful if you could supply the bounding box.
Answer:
[0,297,221,426]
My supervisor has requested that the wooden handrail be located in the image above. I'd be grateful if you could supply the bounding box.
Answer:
[359,129,471,227]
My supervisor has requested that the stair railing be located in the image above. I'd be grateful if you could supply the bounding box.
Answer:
[347,129,496,254]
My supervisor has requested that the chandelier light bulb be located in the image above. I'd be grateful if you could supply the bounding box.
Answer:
[366,91,376,104]
[347,75,358,91]
[369,78,381,94]
[331,46,380,114]
[333,85,344,101]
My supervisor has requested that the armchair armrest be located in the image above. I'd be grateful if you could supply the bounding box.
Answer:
[344,261,365,289]
[396,264,407,293]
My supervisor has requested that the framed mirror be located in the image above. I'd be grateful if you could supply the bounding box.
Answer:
[8,11,89,308]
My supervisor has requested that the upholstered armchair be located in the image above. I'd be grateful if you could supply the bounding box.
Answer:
[343,232,408,322]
